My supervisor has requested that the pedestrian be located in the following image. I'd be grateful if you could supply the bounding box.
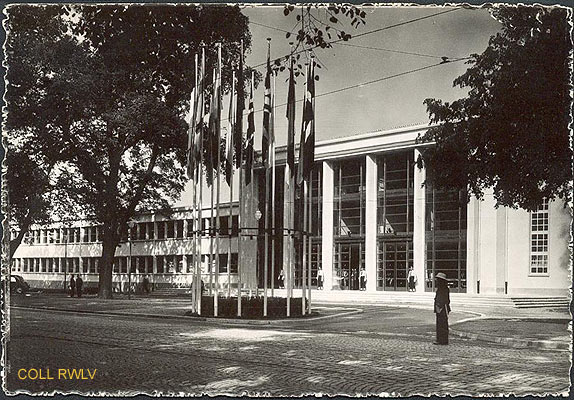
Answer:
[407,266,417,292]
[317,267,324,290]
[359,267,367,291]
[69,274,76,297]
[433,272,451,345]
[278,268,285,289]
[76,275,84,298]
[142,275,150,294]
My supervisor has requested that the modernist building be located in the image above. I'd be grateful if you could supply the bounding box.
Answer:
[11,125,571,296]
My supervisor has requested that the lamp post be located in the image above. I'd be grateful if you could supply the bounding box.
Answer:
[254,210,262,298]
[127,220,136,300]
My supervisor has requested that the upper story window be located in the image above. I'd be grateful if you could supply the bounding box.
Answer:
[530,199,549,275]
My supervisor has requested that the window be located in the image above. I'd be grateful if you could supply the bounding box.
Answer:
[530,199,549,274]
[334,158,365,237]
[176,220,184,238]
[166,221,175,238]
[138,223,147,240]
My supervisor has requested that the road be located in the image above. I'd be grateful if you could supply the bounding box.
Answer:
[5,306,569,396]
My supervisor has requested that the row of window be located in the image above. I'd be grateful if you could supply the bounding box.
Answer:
[19,216,239,245]
[11,254,239,275]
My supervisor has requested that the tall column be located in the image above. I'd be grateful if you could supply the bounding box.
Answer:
[321,161,334,290]
[413,148,426,292]
[365,155,378,292]
[466,197,479,294]
[495,207,508,294]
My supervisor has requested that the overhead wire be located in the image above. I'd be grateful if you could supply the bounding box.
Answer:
[248,7,461,70]
[219,57,469,123]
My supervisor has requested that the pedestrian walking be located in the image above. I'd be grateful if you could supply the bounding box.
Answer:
[76,275,84,298]
[317,267,324,290]
[278,268,285,289]
[359,267,367,291]
[142,275,150,294]
[69,274,76,297]
[407,266,417,292]
[433,272,451,345]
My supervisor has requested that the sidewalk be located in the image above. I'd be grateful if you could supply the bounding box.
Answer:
[9,292,570,350]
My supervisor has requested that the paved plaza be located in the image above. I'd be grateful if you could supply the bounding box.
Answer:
[4,294,571,396]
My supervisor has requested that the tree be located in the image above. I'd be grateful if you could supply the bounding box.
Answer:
[418,6,571,211]
[4,4,252,298]
[4,7,84,258]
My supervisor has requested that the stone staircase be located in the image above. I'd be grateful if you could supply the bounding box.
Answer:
[510,297,571,309]
[149,287,570,310]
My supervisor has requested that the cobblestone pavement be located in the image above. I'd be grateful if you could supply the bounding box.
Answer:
[5,308,570,397]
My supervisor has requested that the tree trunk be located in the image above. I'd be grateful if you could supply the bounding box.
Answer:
[98,234,119,299]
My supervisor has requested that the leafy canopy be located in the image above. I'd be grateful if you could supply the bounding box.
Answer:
[418,6,572,211]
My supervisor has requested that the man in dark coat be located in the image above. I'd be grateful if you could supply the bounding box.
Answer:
[433,272,451,345]
[76,275,84,298]
[69,274,76,297]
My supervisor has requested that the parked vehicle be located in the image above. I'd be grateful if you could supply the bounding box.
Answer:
[10,275,30,294]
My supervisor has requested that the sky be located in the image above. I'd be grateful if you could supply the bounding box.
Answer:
[175,5,502,207]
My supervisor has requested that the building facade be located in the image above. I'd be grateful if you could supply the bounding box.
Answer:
[11,125,571,296]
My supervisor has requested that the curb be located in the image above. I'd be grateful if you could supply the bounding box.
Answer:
[450,328,570,351]
[450,316,571,351]
[10,305,363,326]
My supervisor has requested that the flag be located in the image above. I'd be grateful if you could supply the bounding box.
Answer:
[234,40,245,169]
[245,74,255,185]
[187,53,203,180]
[208,53,222,185]
[195,49,206,163]
[262,41,273,170]
[225,71,236,186]
[186,84,196,180]
[297,59,315,185]
[286,56,296,178]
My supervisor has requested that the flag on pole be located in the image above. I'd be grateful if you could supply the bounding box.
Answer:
[245,72,255,185]
[286,56,296,178]
[208,60,222,186]
[297,59,316,186]
[196,47,206,168]
[234,40,245,169]
[187,53,205,180]
[262,40,273,170]
[225,71,236,185]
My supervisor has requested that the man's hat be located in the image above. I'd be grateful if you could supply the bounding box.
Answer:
[435,272,448,281]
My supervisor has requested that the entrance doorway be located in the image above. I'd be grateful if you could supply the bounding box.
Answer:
[334,241,364,290]
[377,240,413,291]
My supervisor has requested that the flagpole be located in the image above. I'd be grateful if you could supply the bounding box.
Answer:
[285,46,296,317]
[250,71,255,300]
[301,179,307,315]
[270,70,276,299]
[197,46,206,316]
[236,40,245,317]
[189,52,198,313]
[214,43,222,317]
[307,168,312,314]
[227,69,235,299]
[307,57,315,314]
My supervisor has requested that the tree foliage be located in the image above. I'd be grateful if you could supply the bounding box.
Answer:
[277,4,367,77]
[418,6,572,211]
[4,4,251,297]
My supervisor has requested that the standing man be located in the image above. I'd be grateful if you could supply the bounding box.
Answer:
[433,272,451,345]
[407,265,417,292]
[359,267,367,291]
[316,267,324,290]
[69,274,76,297]
[76,275,84,298]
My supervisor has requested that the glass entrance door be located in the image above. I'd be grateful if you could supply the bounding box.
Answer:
[334,242,364,290]
[378,240,413,291]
